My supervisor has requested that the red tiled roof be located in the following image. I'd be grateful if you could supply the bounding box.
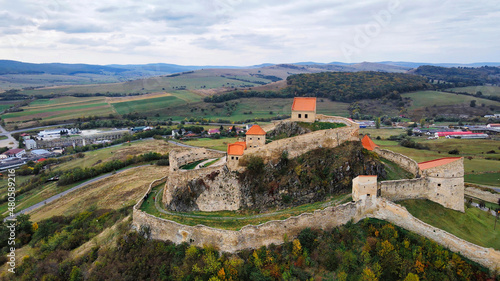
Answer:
[37,158,47,162]
[436,131,472,137]
[291,97,316,112]
[246,125,266,135]
[227,142,246,156]
[361,135,378,151]
[418,157,461,170]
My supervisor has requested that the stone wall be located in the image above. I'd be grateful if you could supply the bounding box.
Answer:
[242,125,359,161]
[379,178,427,201]
[465,186,500,204]
[169,147,225,172]
[373,147,419,176]
[163,166,243,211]
[133,196,500,272]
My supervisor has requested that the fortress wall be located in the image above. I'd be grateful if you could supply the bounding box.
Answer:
[162,166,223,206]
[373,147,420,176]
[371,199,500,272]
[315,114,358,127]
[133,196,500,272]
[465,186,500,204]
[379,178,428,201]
[243,126,359,160]
[169,148,225,172]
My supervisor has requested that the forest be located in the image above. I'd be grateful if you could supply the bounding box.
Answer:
[2,210,492,281]
[204,71,432,103]
[414,65,500,87]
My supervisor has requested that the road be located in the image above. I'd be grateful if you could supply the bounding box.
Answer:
[5,164,150,221]
[0,124,18,148]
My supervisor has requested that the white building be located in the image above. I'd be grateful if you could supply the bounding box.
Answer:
[25,139,37,150]
[38,128,69,139]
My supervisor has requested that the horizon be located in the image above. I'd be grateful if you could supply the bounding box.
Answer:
[1,1,499,66]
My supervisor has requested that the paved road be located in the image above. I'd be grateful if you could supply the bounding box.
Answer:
[0,124,18,148]
[5,164,150,221]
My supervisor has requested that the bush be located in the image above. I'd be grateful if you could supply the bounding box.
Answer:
[156,159,170,166]
[448,149,460,155]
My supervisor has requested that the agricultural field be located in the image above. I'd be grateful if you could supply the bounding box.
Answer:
[19,69,277,96]
[1,96,114,125]
[449,85,500,97]
[402,90,500,109]
[400,199,500,250]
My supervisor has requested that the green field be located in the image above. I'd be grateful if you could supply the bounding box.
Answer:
[112,95,187,115]
[399,199,500,250]
[1,96,114,124]
[449,85,500,97]
[402,90,500,109]
[465,173,500,187]
[179,137,238,151]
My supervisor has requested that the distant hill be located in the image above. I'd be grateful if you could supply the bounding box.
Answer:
[412,65,500,87]
[0,60,127,75]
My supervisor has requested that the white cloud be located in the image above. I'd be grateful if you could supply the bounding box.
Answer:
[0,0,499,65]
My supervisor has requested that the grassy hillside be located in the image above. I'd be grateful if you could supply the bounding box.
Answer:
[449,85,500,97]
[400,199,500,250]
[402,90,500,109]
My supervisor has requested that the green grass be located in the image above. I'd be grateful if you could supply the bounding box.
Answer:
[448,86,500,97]
[399,199,500,250]
[179,159,206,170]
[465,173,500,187]
[298,121,346,131]
[381,158,414,181]
[0,104,13,112]
[0,136,7,140]
[112,95,186,115]
[179,137,238,151]
[202,158,220,167]
[361,128,407,139]
[140,185,350,230]
[402,90,500,109]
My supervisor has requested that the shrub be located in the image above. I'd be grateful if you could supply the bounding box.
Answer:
[448,149,460,155]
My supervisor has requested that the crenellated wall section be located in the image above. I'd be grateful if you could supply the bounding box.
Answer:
[169,147,225,172]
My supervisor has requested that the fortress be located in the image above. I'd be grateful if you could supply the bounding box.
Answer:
[133,97,499,271]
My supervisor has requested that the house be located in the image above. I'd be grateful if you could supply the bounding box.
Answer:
[245,125,266,148]
[487,123,500,128]
[291,97,317,123]
[2,148,26,158]
[25,139,37,150]
[227,142,247,169]
[131,126,146,132]
[208,129,220,135]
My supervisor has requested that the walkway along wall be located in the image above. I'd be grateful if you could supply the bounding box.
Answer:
[169,147,225,172]
[133,196,500,272]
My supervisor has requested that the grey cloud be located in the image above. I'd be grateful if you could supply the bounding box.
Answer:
[0,11,34,27]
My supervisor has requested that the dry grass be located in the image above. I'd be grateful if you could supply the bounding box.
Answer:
[29,165,170,222]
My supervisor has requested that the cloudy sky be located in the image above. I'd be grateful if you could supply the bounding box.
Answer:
[1,0,499,66]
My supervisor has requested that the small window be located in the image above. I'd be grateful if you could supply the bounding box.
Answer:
[231,156,234,160]
[258,138,260,140]
[236,157,239,160]
[438,184,441,187]
[305,114,308,118]
[298,114,302,118]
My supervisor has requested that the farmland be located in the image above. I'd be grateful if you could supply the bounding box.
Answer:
[402,90,500,109]
[1,96,114,126]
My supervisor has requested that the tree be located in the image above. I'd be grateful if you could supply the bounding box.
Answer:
[375,117,381,129]
[420,118,425,128]
[470,100,476,107]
